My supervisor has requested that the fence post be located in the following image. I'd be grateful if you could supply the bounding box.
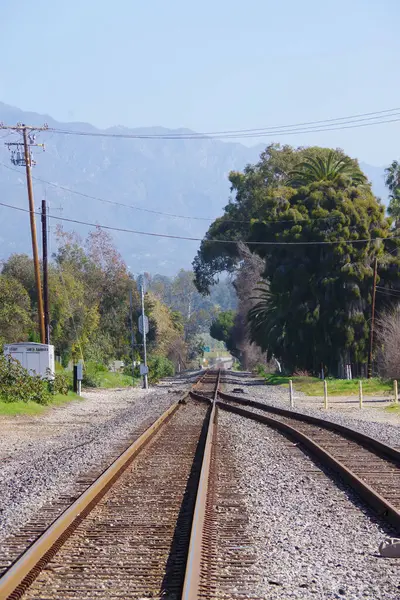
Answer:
[324,380,328,410]
[359,380,363,409]
[394,380,398,404]
[289,379,294,408]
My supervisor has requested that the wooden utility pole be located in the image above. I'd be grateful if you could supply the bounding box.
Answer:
[41,200,50,345]
[367,257,378,379]
[1,123,48,343]
[22,128,45,344]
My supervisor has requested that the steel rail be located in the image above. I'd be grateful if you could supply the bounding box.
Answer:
[0,401,181,600]
[218,390,400,462]
[217,400,400,532]
[182,369,220,600]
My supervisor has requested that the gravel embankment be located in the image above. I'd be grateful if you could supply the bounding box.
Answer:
[222,373,400,449]
[0,376,196,542]
[220,409,399,599]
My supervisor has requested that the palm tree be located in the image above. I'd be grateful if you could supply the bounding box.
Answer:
[287,151,367,188]
[385,160,400,194]
[385,160,400,221]
[248,282,289,359]
[247,282,275,351]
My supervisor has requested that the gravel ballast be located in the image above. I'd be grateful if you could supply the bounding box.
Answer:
[0,382,191,543]
[220,409,399,599]
[223,373,400,450]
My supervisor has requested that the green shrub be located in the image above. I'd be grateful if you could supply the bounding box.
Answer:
[148,356,175,384]
[82,361,107,388]
[82,370,101,388]
[123,363,138,378]
[0,355,51,405]
[255,364,267,376]
[50,371,70,395]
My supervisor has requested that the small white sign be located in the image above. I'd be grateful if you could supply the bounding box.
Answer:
[140,364,149,375]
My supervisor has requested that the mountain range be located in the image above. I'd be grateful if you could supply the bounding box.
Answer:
[0,102,389,274]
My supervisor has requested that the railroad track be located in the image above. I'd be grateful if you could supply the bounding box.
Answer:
[1,368,398,599]
[0,370,258,600]
[217,375,400,536]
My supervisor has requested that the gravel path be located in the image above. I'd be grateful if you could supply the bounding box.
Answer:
[0,377,195,543]
[222,373,400,450]
[220,409,399,599]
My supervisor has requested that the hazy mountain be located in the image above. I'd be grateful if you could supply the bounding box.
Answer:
[0,102,389,274]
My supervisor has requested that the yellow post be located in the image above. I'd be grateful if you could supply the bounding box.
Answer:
[359,380,363,409]
[394,380,398,404]
[323,380,328,410]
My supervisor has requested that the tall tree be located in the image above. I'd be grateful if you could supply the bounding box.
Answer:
[146,292,187,368]
[2,254,37,306]
[210,310,237,356]
[0,276,32,346]
[385,160,400,222]
[53,227,136,364]
[247,175,395,374]
[86,228,135,359]
[286,151,366,187]
[193,144,347,294]
[194,144,400,374]
[229,243,268,369]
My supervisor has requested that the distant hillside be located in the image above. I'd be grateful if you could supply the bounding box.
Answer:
[0,102,389,273]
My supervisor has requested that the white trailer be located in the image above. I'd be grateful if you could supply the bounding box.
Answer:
[3,342,55,379]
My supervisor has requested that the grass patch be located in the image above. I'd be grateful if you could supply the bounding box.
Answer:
[94,371,134,389]
[385,404,400,414]
[0,400,46,416]
[52,391,82,405]
[0,391,81,416]
[264,374,292,386]
[263,373,393,396]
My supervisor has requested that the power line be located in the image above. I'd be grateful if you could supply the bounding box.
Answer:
[0,199,398,247]
[45,107,400,140]
[0,160,214,221]
[0,161,363,226]
[376,286,400,297]
[49,116,400,140]
[376,289,400,300]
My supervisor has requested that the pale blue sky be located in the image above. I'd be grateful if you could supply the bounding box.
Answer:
[1,0,399,164]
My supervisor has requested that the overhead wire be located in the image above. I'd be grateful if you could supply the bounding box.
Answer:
[0,160,216,221]
[45,107,400,140]
[376,286,400,298]
[0,200,398,247]
[376,290,400,300]
[1,106,396,242]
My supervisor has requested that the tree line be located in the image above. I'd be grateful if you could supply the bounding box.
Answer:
[197,144,400,377]
[0,226,235,377]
